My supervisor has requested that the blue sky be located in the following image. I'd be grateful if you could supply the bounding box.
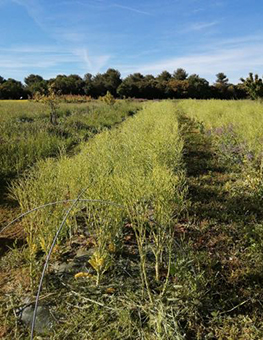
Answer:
[0,0,263,83]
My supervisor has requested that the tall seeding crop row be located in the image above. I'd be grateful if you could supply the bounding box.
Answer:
[11,101,187,292]
[3,100,263,338]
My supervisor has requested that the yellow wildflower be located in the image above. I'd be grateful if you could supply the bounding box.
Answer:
[106,288,115,294]
[89,253,105,271]
[74,272,93,279]
[108,243,116,253]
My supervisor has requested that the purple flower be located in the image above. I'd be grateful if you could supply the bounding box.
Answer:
[214,126,224,135]
[246,152,254,161]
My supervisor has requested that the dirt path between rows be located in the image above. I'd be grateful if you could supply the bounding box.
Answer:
[177,114,263,337]
[1,112,263,338]
[0,180,24,255]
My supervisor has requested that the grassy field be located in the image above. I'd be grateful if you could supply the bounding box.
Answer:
[0,100,140,180]
[1,99,263,339]
[1,101,188,339]
[177,99,263,163]
[0,99,141,234]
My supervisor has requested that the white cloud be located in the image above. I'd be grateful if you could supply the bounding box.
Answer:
[0,49,78,69]
[0,45,59,53]
[11,0,44,28]
[6,1,112,76]
[4,1,263,84]
[118,37,263,83]
[0,45,111,77]
[182,21,219,33]
[73,48,111,73]
[112,3,152,16]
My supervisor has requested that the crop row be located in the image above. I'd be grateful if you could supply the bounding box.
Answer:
[11,101,186,288]
[0,100,140,179]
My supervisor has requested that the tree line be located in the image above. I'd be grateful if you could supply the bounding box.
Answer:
[0,69,262,100]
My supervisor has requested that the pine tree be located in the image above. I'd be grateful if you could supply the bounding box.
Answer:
[240,73,263,99]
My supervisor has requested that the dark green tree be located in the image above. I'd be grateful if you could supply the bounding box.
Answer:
[240,73,263,99]
[214,72,230,99]
[188,74,210,99]
[49,74,85,95]
[156,71,172,82]
[49,75,69,94]
[92,73,107,97]
[90,69,122,97]
[0,78,27,99]
[173,68,188,81]
[168,79,190,98]
[24,74,47,96]
[0,76,5,84]
[103,68,122,97]
[117,73,144,98]
[215,72,229,85]
[25,74,43,86]
[233,83,248,99]
[156,71,173,98]
[140,75,159,99]
[83,73,94,96]
[67,75,85,95]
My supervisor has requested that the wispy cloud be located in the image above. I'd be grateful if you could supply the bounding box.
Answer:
[0,47,78,69]
[183,21,219,33]
[7,0,112,75]
[192,8,205,14]
[57,0,152,15]
[208,34,263,47]
[3,0,263,84]
[118,36,263,83]
[112,3,152,16]
[0,45,112,81]
[11,0,44,28]
[0,45,59,53]
[73,48,111,73]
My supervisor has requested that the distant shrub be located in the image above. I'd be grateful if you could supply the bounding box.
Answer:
[99,91,116,105]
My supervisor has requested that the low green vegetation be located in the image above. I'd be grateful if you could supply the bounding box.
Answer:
[11,101,186,283]
[0,100,140,179]
[2,99,263,339]
[177,99,263,162]
[2,101,188,339]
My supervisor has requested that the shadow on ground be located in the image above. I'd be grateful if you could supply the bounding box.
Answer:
[176,114,263,338]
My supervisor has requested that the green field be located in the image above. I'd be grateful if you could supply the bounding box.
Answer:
[1,99,263,339]
[0,100,140,179]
